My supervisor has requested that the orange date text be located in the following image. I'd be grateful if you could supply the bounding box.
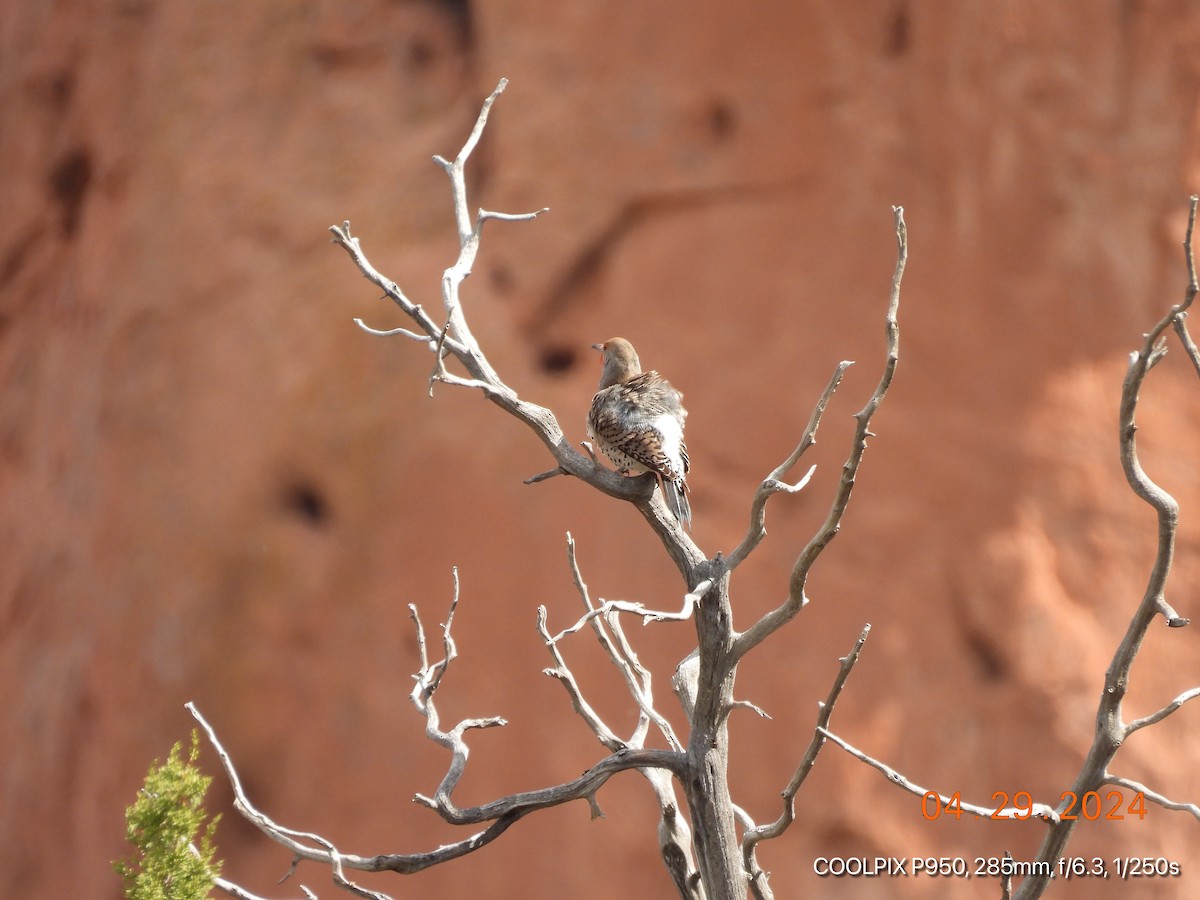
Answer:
[921,790,1147,821]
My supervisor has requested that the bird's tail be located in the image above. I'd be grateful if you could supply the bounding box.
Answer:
[663,478,692,530]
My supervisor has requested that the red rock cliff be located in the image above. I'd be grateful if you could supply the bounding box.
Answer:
[4,2,1200,898]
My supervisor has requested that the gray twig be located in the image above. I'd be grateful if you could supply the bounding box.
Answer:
[743,626,871,899]
[727,360,851,570]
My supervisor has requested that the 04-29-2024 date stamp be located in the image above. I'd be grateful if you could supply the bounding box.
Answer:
[921,788,1148,822]
[812,789,1183,881]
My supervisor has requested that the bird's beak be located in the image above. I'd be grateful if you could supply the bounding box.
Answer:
[591,342,604,352]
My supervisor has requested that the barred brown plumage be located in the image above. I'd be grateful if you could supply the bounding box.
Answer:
[586,337,691,528]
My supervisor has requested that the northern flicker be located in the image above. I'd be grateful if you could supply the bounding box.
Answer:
[586,337,691,528]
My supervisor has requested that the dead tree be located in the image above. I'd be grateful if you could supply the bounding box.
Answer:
[187,81,1197,900]
[808,197,1200,899]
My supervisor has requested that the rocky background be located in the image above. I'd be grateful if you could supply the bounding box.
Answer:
[4,2,1200,898]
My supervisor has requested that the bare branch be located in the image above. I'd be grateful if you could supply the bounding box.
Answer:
[353,318,436,344]
[819,727,1059,824]
[1012,195,1200,898]
[1116,194,1198,525]
[1170,312,1200,379]
[534,530,702,893]
[408,569,461,699]
[545,534,685,751]
[1103,774,1200,821]
[640,579,708,625]
[308,836,392,900]
[735,207,907,659]
[524,466,567,484]
[329,221,458,353]
[726,698,770,719]
[1000,851,1014,900]
[538,605,627,751]
[190,701,682,877]
[542,537,702,633]
[211,874,273,900]
[410,747,688,837]
[1157,596,1191,627]
[727,360,852,570]
[789,197,1200,899]
[331,81,706,582]
[602,606,684,751]
[192,843,278,900]
[1124,685,1200,735]
[540,600,648,645]
[187,549,690,885]
[432,78,509,244]
[188,700,384,880]
[322,81,919,898]
[1186,192,1199,299]
[426,319,501,397]
[743,626,870,898]
[479,207,550,225]
[537,539,632,751]
[405,577,512,822]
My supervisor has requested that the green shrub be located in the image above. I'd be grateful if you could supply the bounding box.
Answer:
[115,730,221,900]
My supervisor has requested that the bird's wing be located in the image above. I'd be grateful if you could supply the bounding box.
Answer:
[591,413,683,484]
[623,372,686,418]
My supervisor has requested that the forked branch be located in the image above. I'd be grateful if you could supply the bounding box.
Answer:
[797,198,1200,900]
[538,532,702,894]
[198,76,922,900]
[734,206,907,659]
[330,79,705,581]
[742,625,871,900]
[726,360,851,570]
[189,614,685,881]
[1011,195,1200,898]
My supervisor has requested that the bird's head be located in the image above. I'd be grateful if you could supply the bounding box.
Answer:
[592,337,642,389]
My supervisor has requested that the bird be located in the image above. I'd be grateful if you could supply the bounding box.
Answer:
[586,337,691,528]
